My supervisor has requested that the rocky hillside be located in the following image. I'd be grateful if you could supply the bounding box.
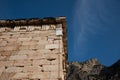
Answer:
[68,58,120,80]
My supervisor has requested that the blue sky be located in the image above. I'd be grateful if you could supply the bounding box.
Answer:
[0,0,120,66]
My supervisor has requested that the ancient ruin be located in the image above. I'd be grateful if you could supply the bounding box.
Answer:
[0,17,67,80]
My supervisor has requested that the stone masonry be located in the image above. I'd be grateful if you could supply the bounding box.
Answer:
[0,17,68,80]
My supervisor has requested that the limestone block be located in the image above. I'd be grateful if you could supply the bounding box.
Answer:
[9,55,27,60]
[45,54,58,59]
[33,27,41,31]
[8,38,17,42]
[32,37,42,41]
[36,49,58,54]
[54,40,60,44]
[43,65,58,71]
[36,49,51,54]
[0,61,14,67]
[14,27,20,31]
[19,26,27,31]
[19,45,29,50]
[7,42,18,46]
[29,53,58,60]
[18,37,32,41]
[50,59,59,65]
[24,66,42,72]
[30,72,50,79]
[14,60,32,66]
[0,56,6,60]
[37,48,59,54]
[0,41,7,47]
[12,73,28,79]
[0,67,5,76]
[37,40,47,45]
[27,26,34,31]
[0,46,18,51]
[0,28,5,32]
[12,34,20,38]
[28,45,37,50]
[56,27,63,36]
[0,35,10,39]
[35,45,45,49]
[28,33,40,38]
[50,72,59,78]
[22,41,37,46]
[33,59,50,65]
[5,67,24,72]
[28,54,42,60]
[45,44,59,49]
[50,25,56,29]
[17,50,36,55]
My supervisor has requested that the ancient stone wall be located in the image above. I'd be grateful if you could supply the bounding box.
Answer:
[0,17,67,80]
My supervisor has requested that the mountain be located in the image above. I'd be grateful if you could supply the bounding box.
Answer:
[67,58,120,80]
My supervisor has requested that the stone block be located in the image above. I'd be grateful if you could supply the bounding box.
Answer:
[0,46,18,51]
[8,38,17,42]
[43,65,58,71]
[37,40,47,45]
[50,59,59,65]
[19,45,29,50]
[0,35,10,39]
[30,72,50,79]
[45,44,59,49]
[12,73,28,79]
[35,45,45,49]
[27,26,34,31]
[0,28,5,32]
[33,59,50,66]
[24,66,42,72]
[13,60,32,66]
[18,37,32,41]
[0,41,7,47]
[0,67,5,76]
[28,54,42,60]
[9,55,27,60]
[22,41,37,46]
[36,49,51,54]
[14,27,20,31]
[5,67,24,72]
[0,51,15,56]
[50,72,59,79]
[28,45,37,50]
[0,56,6,60]
[0,61,14,67]
[12,33,20,38]
[7,42,18,46]
[17,50,36,55]
[32,37,42,41]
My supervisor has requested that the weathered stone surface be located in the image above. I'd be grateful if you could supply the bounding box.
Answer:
[0,17,67,80]
[0,61,14,67]
[13,60,32,66]
[0,67,5,75]
[45,44,59,49]
[43,65,58,71]
[12,73,28,79]
[18,37,32,41]
[9,55,27,60]
[30,72,50,79]
[24,66,42,72]
[5,67,24,72]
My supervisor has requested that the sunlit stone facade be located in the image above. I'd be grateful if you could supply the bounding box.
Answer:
[0,17,67,80]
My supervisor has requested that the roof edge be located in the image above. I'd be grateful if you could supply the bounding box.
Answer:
[0,16,66,27]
